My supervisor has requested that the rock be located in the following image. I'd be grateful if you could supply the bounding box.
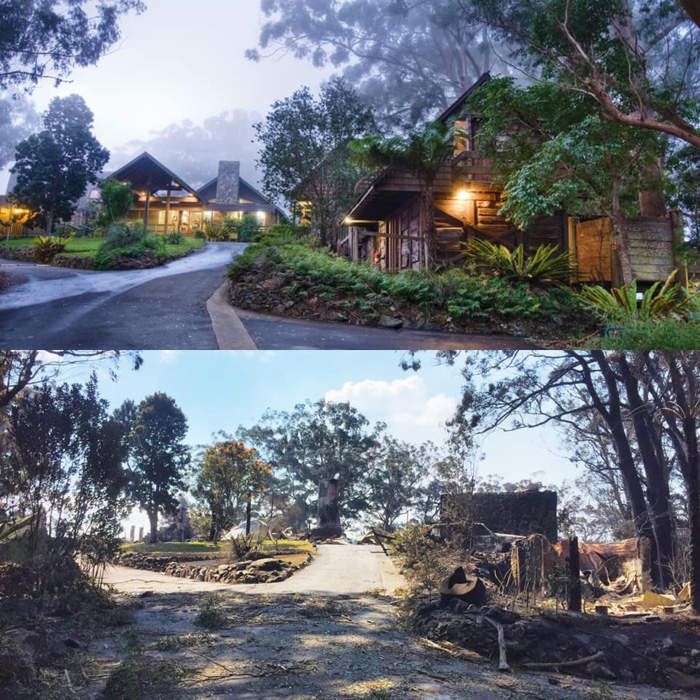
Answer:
[327,311,348,323]
[379,315,403,329]
[272,304,288,315]
[248,558,284,572]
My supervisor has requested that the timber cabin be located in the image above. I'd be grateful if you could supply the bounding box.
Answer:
[2,153,284,237]
[341,74,683,284]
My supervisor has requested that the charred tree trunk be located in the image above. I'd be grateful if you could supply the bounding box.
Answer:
[568,536,582,613]
[147,509,159,544]
[666,354,700,614]
[616,355,675,588]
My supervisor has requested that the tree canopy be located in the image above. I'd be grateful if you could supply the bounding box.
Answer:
[254,79,375,245]
[240,399,383,525]
[10,94,109,233]
[117,392,190,543]
[249,0,505,125]
[0,0,145,92]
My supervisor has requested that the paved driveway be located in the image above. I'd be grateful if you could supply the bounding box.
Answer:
[0,243,242,349]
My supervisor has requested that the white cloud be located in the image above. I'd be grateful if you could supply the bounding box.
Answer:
[325,376,457,444]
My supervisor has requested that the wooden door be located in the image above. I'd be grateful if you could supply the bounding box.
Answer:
[572,218,612,282]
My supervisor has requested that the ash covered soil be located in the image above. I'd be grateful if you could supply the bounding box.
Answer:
[63,590,695,700]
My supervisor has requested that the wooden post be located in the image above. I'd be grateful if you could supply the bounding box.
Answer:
[164,186,172,236]
[143,178,152,235]
[670,210,686,285]
[245,491,252,536]
[568,536,582,613]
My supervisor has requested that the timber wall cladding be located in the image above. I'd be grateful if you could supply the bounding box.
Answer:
[623,217,675,282]
[573,216,675,283]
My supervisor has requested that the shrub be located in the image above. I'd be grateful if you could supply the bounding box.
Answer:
[227,533,263,562]
[204,221,225,241]
[465,239,573,285]
[195,597,227,629]
[166,231,184,245]
[580,271,693,320]
[221,216,239,241]
[142,234,167,256]
[237,214,263,242]
[193,227,206,240]
[599,316,700,350]
[101,222,145,252]
[33,235,66,262]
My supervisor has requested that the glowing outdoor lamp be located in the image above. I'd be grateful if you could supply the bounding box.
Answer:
[456,189,473,200]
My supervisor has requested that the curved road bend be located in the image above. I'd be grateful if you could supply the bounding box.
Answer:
[0,243,242,350]
[0,242,537,350]
[104,543,404,596]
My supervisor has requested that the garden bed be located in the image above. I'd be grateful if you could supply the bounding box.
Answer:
[227,240,598,341]
[0,236,205,270]
[115,540,315,585]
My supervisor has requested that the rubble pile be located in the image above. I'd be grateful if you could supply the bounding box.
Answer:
[414,600,700,689]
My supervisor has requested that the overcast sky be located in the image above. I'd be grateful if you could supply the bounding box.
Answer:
[1,1,333,189]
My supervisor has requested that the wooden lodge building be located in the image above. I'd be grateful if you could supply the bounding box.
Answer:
[1,153,284,237]
[108,153,284,235]
[341,74,683,284]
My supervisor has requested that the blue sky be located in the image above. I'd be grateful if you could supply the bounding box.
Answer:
[53,350,577,535]
[60,350,577,486]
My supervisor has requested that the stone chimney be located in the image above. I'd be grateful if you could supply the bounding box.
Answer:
[215,160,240,204]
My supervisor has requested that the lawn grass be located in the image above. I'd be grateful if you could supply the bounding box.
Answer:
[1,236,204,261]
[120,539,315,555]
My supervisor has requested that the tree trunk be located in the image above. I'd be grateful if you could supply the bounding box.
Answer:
[616,355,675,587]
[609,162,634,286]
[679,0,700,29]
[666,354,700,614]
[589,352,663,582]
[421,177,437,268]
[45,210,54,236]
[148,509,159,544]
[638,158,667,217]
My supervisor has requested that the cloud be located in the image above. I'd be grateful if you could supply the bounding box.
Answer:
[159,350,178,364]
[325,376,456,443]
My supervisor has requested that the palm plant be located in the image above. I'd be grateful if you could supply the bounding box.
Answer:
[579,270,693,319]
[349,122,457,268]
[466,238,574,285]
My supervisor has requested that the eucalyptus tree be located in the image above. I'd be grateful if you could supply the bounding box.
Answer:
[249,0,505,126]
[240,399,384,525]
[0,0,145,92]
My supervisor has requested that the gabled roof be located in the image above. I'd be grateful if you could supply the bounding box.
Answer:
[108,152,205,201]
[198,174,286,218]
[436,72,491,124]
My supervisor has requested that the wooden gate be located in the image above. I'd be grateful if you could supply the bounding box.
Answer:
[570,217,612,282]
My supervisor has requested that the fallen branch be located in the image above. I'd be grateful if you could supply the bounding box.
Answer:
[521,650,604,670]
[485,617,510,671]
[420,637,482,662]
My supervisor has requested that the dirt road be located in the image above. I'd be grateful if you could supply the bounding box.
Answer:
[89,544,693,699]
